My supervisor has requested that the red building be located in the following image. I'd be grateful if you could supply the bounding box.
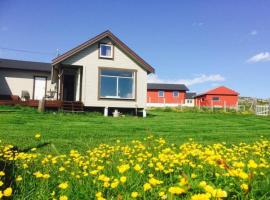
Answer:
[195,86,239,108]
[147,83,189,105]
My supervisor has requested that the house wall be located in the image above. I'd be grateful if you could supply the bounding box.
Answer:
[0,68,53,99]
[62,38,148,108]
[184,99,195,107]
[147,89,186,104]
[195,94,238,108]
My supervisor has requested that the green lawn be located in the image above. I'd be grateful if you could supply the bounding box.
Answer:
[0,106,269,152]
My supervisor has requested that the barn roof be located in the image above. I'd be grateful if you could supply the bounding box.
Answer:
[186,92,196,99]
[0,58,51,72]
[147,83,189,91]
[195,86,239,97]
[52,30,155,74]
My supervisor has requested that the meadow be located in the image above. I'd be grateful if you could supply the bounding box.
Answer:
[0,106,269,152]
[0,106,269,199]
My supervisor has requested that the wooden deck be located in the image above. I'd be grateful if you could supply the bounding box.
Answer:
[0,99,63,109]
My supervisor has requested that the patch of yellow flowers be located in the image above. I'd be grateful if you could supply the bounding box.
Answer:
[0,135,269,199]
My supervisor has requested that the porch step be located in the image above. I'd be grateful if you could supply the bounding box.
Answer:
[62,101,84,112]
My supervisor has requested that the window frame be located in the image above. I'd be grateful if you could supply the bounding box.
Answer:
[172,91,179,97]
[98,67,136,100]
[158,90,164,97]
[99,43,114,59]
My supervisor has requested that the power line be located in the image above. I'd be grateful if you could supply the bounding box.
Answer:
[0,47,56,56]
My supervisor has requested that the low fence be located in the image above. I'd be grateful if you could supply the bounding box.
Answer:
[255,105,270,116]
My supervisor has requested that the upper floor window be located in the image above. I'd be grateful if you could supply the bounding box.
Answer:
[99,68,135,99]
[173,91,179,97]
[99,44,113,59]
[158,90,164,97]
[212,97,220,102]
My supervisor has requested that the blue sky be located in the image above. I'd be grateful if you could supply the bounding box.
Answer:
[0,0,269,98]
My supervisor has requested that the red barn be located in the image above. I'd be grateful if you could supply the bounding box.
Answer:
[147,83,189,106]
[195,86,239,108]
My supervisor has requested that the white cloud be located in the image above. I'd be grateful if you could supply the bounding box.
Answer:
[247,52,270,63]
[250,30,258,36]
[148,74,225,86]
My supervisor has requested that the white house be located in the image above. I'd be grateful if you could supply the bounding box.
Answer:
[0,31,155,114]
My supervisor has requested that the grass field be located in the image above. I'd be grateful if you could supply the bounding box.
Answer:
[0,106,270,199]
[0,106,269,152]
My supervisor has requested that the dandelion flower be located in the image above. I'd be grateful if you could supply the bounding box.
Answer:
[3,187,12,197]
[58,182,68,190]
[131,192,138,198]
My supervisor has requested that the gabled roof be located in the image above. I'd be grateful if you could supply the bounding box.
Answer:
[186,92,196,99]
[195,86,239,97]
[147,83,189,91]
[0,58,51,72]
[52,30,155,74]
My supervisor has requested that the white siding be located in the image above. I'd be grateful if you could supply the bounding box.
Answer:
[0,69,53,99]
[62,38,148,108]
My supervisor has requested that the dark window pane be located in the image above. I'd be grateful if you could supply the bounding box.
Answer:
[100,76,117,97]
[158,91,164,97]
[118,78,133,98]
[173,91,179,97]
[101,69,133,77]
[212,97,220,101]
[100,45,112,57]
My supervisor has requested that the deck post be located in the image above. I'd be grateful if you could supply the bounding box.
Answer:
[143,109,147,118]
[104,107,108,117]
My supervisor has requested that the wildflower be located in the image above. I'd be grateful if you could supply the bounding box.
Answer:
[117,164,130,174]
[33,171,43,178]
[149,177,163,186]
[168,186,185,195]
[134,164,141,171]
[58,182,68,190]
[120,176,127,183]
[111,180,119,188]
[131,192,138,198]
[0,181,3,186]
[248,160,258,169]
[191,173,197,179]
[159,191,167,199]
[59,195,68,200]
[42,174,50,179]
[0,171,5,176]
[143,183,152,191]
[191,193,211,200]
[214,189,227,198]
[241,183,249,191]
[35,133,41,140]
[59,167,65,172]
[3,187,12,197]
[16,175,23,182]
[199,181,207,188]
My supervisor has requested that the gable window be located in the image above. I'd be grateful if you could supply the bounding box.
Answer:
[99,44,113,58]
[99,68,135,99]
[173,91,179,97]
[158,91,164,97]
[212,97,220,101]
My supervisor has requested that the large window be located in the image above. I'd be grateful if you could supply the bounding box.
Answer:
[99,69,135,99]
[99,44,113,58]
